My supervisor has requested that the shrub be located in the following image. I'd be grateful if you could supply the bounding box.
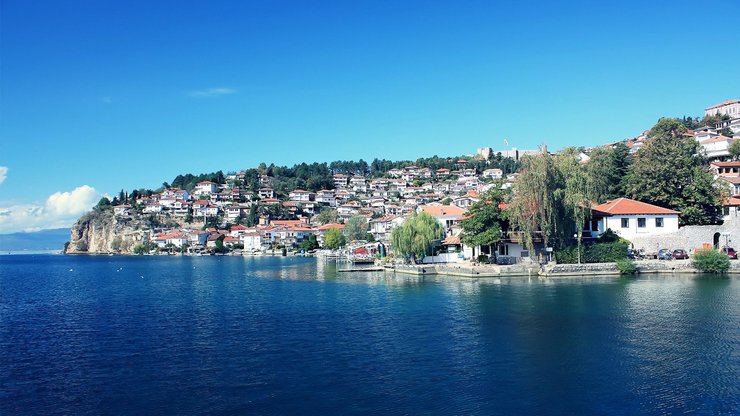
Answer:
[477,254,489,264]
[692,249,730,274]
[555,241,629,264]
[133,244,149,255]
[616,259,637,275]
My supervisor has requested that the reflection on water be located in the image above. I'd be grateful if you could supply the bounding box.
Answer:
[1,255,738,415]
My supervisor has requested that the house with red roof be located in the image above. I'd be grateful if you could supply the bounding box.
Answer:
[419,205,468,235]
[592,198,680,241]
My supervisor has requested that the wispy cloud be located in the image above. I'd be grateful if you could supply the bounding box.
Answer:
[0,185,102,234]
[0,166,7,185]
[188,87,237,98]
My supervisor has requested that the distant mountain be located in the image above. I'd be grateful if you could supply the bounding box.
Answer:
[0,228,70,251]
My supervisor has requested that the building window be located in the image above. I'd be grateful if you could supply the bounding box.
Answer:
[638,218,646,228]
[655,217,663,227]
[621,218,629,228]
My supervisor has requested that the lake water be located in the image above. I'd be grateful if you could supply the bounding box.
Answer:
[1,255,738,415]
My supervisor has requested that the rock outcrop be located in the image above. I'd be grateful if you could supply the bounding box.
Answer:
[65,208,149,254]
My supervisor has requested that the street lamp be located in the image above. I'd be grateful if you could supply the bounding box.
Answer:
[721,232,731,249]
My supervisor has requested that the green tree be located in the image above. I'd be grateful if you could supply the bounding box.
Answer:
[214,238,228,254]
[390,212,444,262]
[315,208,338,225]
[460,188,507,259]
[246,204,259,226]
[586,144,631,203]
[344,216,369,241]
[299,234,319,251]
[556,148,593,261]
[323,228,346,250]
[729,139,740,161]
[508,149,569,251]
[97,197,111,208]
[625,118,723,225]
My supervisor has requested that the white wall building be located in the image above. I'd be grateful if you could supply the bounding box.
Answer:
[704,99,740,118]
[592,198,680,241]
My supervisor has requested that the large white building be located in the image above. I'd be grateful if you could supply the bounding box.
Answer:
[704,99,740,118]
[592,198,680,241]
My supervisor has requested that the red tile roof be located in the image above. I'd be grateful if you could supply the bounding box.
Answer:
[316,223,345,231]
[700,135,733,144]
[420,205,468,217]
[711,161,740,168]
[593,198,679,215]
[705,99,740,110]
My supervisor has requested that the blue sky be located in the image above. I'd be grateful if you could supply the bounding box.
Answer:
[1,0,739,232]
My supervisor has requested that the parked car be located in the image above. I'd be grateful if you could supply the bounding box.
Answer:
[672,249,689,260]
[657,249,673,260]
[721,247,738,260]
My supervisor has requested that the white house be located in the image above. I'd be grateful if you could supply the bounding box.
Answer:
[194,181,218,196]
[258,187,275,199]
[240,231,263,251]
[113,205,132,216]
[369,215,403,242]
[482,168,503,179]
[333,173,350,189]
[315,190,336,206]
[704,99,740,118]
[418,205,468,236]
[289,189,313,202]
[592,198,680,241]
[700,135,735,161]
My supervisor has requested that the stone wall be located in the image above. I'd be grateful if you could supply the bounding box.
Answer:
[629,217,739,253]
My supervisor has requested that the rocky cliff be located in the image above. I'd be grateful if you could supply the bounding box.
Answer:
[64,208,148,254]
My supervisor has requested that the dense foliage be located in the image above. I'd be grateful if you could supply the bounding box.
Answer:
[390,212,444,262]
[554,242,629,264]
[323,228,346,250]
[585,143,631,203]
[692,249,730,274]
[460,188,508,257]
[344,216,370,241]
[625,118,723,225]
[508,149,571,251]
[171,171,226,191]
[616,259,637,275]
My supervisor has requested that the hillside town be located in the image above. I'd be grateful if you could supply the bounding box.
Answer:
[70,100,740,264]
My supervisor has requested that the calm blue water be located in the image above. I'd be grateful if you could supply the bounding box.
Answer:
[1,255,738,415]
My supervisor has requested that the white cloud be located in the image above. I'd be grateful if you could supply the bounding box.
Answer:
[0,185,102,234]
[0,166,7,185]
[188,87,237,98]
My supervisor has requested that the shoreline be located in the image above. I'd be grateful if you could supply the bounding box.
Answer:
[384,259,740,277]
[45,252,740,277]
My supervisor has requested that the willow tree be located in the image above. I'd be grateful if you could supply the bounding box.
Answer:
[390,212,445,262]
[556,148,593,262]
[508,149,568,252]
